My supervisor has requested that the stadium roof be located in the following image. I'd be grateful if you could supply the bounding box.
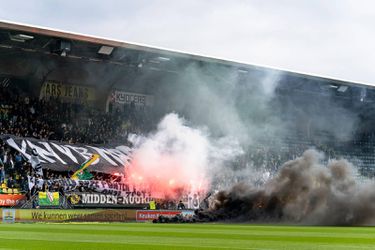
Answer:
[0,20,374,100]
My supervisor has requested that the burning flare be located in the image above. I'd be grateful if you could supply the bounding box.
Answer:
[126,114,211,199]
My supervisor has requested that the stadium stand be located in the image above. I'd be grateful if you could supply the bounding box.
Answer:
[2,81,375,203]
[1,21,375,212]
[0,84,150,144]
[0,83,151,200]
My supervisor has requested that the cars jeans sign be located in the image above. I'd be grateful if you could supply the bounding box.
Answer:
[40,81,96,102]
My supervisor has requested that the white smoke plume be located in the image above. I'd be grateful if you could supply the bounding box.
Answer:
[127,113,243,199]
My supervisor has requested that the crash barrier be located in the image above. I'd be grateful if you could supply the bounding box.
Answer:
[15,192,150,209]
[0,209,136,222]
[20,192,72,209]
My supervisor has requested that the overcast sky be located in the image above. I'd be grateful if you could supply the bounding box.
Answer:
[1,0,375,85]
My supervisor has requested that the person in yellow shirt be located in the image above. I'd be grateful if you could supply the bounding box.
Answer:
[149,200,156,210]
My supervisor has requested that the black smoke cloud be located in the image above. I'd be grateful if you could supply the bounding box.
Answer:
[194,149,375,225]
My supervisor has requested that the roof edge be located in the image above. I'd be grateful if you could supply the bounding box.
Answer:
[0,19,373,88]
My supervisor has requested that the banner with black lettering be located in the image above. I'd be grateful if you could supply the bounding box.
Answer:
[66,192,152,208]
[40,81,96,103]
[57,179,142,196]
[112,90,153,107]
[0,135,132,173]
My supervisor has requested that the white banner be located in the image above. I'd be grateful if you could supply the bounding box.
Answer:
[1,135,132,173]
[113,90,153,106]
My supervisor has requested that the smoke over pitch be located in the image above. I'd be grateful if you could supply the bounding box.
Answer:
[200,150,375,225]
[127,113,243,198]
[125,60,365,225]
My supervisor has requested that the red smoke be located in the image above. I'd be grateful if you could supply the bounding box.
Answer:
[126,154,208,199]
[124,114,211,199]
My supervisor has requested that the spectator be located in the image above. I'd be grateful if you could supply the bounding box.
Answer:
[177,200,185,210]
[7,176,15,188]
[0,164,4,183]
[14,152,23,173]
[19,176,28,193]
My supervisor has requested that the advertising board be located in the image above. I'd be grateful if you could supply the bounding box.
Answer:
[66,192,151,208]
[112,90,153,106]
[0,194,26,207]
[39,81,96,102]
[2,209,15,223]
[0,209,136,222]
[136,210,194,222]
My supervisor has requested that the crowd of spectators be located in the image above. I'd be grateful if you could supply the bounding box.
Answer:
[0,85,151,145]
[0,84,153,198]
[0,137,122,193]
[2,83,375,206]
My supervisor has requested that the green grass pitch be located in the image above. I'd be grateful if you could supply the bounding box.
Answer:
[0,223,374,249]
